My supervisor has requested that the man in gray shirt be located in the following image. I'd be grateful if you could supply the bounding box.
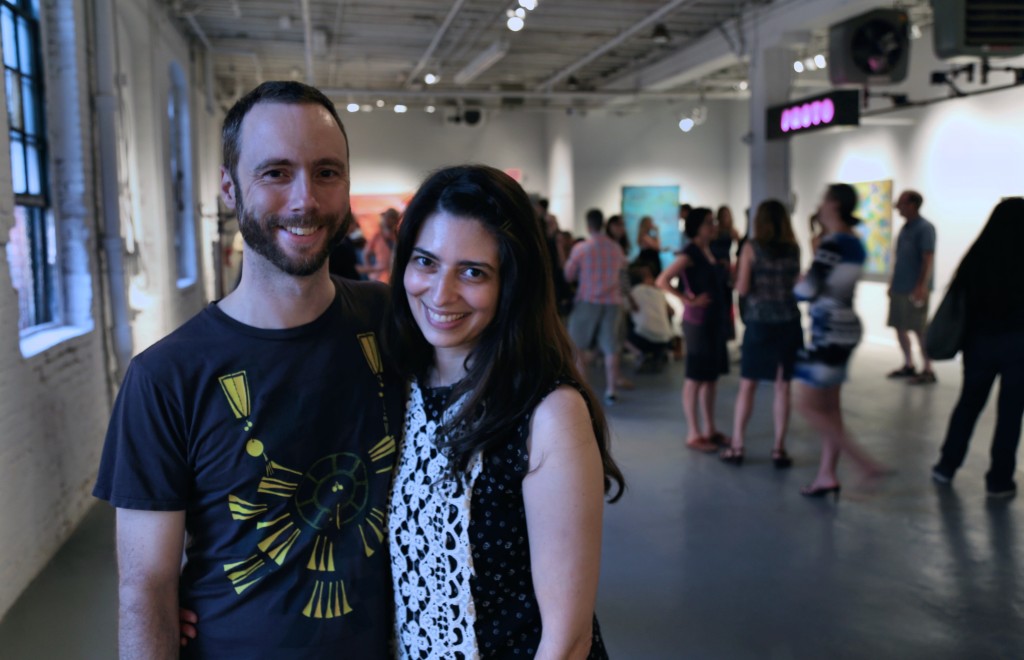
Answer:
[886,190,937,384]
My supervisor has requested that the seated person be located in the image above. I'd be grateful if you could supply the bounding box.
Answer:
[626,264,674,372]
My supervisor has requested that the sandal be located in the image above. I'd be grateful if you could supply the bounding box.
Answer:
[720,446,744,465]
[707,432,730,448]
[686,437,718,453]
[771,449,793,469]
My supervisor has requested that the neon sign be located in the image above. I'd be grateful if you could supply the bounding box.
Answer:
[766,90,859,140]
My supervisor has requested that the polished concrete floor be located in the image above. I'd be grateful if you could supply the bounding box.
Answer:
[1,343,1022,659]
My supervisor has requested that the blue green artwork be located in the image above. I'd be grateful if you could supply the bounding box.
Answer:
[621,185,681,269]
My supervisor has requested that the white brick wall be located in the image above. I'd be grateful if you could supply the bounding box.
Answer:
[0,0,212,618]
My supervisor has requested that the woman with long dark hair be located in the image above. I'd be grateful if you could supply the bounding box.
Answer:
[794,184,885,498]
[721,200,802,467]
[605,214,630,255]
[656,207,730,452]
[386,165,624,657]
[932,197,1024,497]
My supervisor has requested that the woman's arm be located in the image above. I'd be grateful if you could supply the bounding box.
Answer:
[734,241,754,297]
[523,386,605,660]
[656,255,709,307]
[655,255,688,298]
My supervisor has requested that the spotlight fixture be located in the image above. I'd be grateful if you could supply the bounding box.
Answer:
[793,60,805,73]
[507,15,524,31]
[514,7,525,18]
[346,102,359,113]
[425,105,436,113]
[737,80,749,91]
[376,99,385,108]
[394,104,408,113]
[678,117,695,132]
[424,72,439,85]
[519,0,538,10]
[814,54,827,69]
[652,23,671,45]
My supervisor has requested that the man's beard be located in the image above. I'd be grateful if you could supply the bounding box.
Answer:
[236,198,343,277]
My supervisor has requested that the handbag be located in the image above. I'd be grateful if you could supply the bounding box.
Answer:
[925,278,966,360]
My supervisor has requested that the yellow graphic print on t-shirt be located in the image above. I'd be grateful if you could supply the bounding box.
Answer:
[216,331,396,618]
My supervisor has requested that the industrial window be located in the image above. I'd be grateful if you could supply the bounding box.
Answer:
[168,62,195,286]
[3,0,56,332]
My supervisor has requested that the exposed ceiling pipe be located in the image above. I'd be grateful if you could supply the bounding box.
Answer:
[184,14,215,113]
[321,86,725,102]
[403,0,468,87]
[300,0,315,84]
[534,0,699,92]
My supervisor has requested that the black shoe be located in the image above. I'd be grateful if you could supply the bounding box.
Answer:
[931,465,954,484]
[987,484,1017,499]
[772,449,793,469]
[887,365,916,379]
[909,371,937,385]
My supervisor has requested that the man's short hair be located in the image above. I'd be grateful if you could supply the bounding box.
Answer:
[585,208,604,233]
[902,190,923,210]
[679,203,692,216]
[222,81,349,183]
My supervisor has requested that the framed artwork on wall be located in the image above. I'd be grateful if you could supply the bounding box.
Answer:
[621,185,682,270]
[851,179,894,282]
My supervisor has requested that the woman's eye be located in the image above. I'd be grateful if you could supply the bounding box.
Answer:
[414,256,433,268]
[464,267,485,280]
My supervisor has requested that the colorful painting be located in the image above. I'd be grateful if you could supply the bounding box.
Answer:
[350,193,412,240]
[621,185,682,270]
[851,179,893,279]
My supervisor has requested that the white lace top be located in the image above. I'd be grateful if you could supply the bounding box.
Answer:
[388,380,482,660]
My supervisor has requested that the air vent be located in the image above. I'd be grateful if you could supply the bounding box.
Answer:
[932,0,1024,58]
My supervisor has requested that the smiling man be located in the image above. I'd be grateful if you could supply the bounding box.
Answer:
[93,82,403,659]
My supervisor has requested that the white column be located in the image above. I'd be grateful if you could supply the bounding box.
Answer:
[544,113,575,231]
[748,45,794,212]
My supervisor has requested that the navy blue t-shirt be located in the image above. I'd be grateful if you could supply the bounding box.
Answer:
[94,278,403,659]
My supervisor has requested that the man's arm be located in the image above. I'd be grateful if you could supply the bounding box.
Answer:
[913,224,937,300]
[116,508,186,660]
[563,244,581,283]
[913,251,935,304]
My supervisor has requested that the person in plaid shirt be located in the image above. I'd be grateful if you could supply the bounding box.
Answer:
[565,209,629,404]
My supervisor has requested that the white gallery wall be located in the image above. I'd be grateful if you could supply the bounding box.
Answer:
[340,100,747,239]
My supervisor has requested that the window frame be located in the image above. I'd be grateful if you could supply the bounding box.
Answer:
[3,0,60,335]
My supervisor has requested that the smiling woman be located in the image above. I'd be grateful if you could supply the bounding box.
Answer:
[403,211,501,381]
[385,164,624,658]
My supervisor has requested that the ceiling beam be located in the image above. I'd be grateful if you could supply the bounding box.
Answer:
[300,0,315,84]
[598,0,887,94]
[534,0,700,92]
[403,0,469,87]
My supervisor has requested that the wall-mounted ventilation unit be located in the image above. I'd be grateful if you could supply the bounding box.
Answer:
[829,9,911,85]
[932,0,1024,58]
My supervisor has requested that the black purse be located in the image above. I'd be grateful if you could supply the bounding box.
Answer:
[925,278,966,360]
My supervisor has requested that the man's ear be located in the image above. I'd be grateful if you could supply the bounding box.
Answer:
[221,166,237,211]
